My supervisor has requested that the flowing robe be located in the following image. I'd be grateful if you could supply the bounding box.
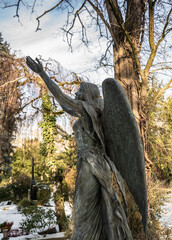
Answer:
[25,58,142,239]
[71,103,133,240]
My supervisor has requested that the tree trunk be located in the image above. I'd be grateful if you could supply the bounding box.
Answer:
[114,43,152,176]
[105,0,152,176]
[113,44,140,124]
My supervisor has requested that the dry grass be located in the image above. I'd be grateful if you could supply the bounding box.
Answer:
[128,179,172,240]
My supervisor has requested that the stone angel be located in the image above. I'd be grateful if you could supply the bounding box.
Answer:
[26,56,148,240]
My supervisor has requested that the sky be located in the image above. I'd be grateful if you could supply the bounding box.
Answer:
[0,1,111,86]
[0,1,171,90]
[0,1,111,138]
[0,1,171,141]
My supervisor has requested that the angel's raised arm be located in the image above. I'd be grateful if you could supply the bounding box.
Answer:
[26,56,82,115]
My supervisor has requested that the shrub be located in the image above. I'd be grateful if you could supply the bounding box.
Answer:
[0,185,12,201]
[18,199,36,209]
[20,205,57,233]
[0,175,31,203]
[37,183,51,205]
[11,175,31,202]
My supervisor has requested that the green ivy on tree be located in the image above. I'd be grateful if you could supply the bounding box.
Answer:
[38,92,58,181]
[39,92,57,157]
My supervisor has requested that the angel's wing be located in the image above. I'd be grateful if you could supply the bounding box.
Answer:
[102,78,148,231]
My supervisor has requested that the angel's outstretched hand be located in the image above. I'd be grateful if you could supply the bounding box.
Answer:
[26,56,44,74]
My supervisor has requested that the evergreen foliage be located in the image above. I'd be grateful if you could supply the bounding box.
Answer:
[0,33,10,53]
[0,175,31,202]
[36,183,51,205]
[37,91,77,229]
[11,139,41,180]
[157,97,172,183]
[18,198,36,209]
[20,205,57,233]
[0,33,21,180]
[147,85,172,184]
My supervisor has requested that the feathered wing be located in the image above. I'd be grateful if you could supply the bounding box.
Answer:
[102,78,148,231]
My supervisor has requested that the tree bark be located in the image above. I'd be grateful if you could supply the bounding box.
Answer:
[113,44,140,124]
[106,0,152,175]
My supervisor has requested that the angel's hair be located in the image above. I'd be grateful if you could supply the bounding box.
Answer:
[80,82,103,112]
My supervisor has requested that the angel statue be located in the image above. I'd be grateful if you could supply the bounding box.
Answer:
[26,56,148,240]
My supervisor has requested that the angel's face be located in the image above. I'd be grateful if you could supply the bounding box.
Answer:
[75,86,84,100]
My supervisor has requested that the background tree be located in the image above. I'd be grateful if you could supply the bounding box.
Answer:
[12,92,77,230]
[10,56,80,230]
[53,133,77,231]
[11,138,41,180]
[1,0,171,174]
[39,92,58,180]
[147,80,172,184]
[0,33,21,180]
[0,33,43,181]
[0,34,81,182]
[38,91,77,230]
[0,26,170,236]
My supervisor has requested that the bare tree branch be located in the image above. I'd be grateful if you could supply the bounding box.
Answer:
[87,0,116,42]
[3,0,23,24]
[149,0,156,51]
[20,96,40,111]
[157,6,172,44]
[14,0,22,18]
[60,0,88,50]
[36,0,65,31]
[150,66,172,74]
[31,0,37,14]
[0,77,23,88]
[144,6,172,80]
[154,78,172,101]
[106,0,123,25]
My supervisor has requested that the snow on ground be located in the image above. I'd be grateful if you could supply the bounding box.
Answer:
[0,233,65,240]
[64,202,72,220]
[0,202,23,229]
[159,191,172,240]
[159,192,172,229]
[0,202,65,240]
[0,193,172,239]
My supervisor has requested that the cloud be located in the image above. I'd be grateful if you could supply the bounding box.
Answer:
[0,4,112,84]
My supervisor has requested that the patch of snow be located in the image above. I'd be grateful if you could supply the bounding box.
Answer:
[0,234,25,240]
[0,203,23,229]
[0,232,65,240]
[0,202,64,240]
[64,202,72,219]
[0,201,11,206]
[34,232,65,239]
[55,224,60,233]
[48,197,56,207]
[159,192,172,228]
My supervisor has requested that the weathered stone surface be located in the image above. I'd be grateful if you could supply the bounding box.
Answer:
[26,57,148,239]
[102,78,148,231]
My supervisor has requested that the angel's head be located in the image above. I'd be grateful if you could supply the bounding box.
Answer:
[75,82,103,112]
[75,82,99,101]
